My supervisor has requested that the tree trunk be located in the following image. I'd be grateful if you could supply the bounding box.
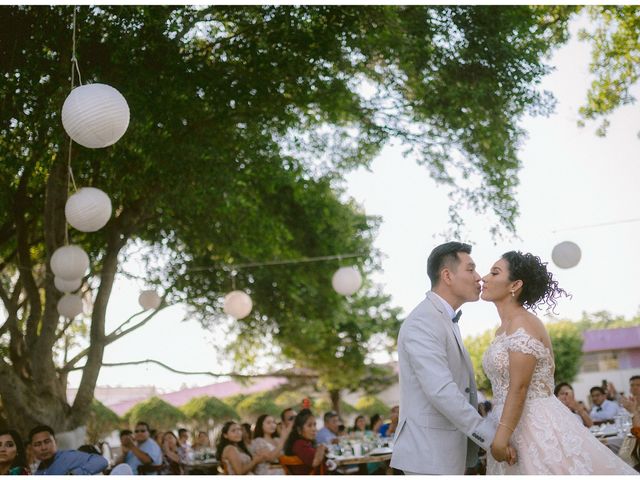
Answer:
[329,389,341,416]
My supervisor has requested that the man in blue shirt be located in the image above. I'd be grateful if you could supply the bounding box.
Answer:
[316,411,340,445]
[29,425,108,475]
[379,405,399,437]
[117,421,162,474]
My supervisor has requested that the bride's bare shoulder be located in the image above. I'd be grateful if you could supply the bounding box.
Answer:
[508,311,546,340]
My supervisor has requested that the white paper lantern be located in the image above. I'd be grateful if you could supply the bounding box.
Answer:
[332,266,363,296]
[57,294,84,318]
[61,83,130,148]
[50,245,90,281]
[54,276,82,293]
[223,290,253,319]
[138,290,162,310]
[65,187,112,232]
[552,241,582,269]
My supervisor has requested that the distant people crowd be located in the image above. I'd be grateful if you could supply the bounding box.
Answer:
[0,403,398,475]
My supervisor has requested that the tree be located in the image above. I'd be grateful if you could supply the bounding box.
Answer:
[86,399,121,444]
[180,396,238,426]
[313,396,356,417]
[0,5,575,433]
[353,395,388,417]
[547,320,584,384]
[578,6,640,136]
[124,396,186,432]
[235,392,280,421]
[465,329,495,393]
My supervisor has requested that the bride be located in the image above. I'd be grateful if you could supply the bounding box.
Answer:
[481,251,637,475]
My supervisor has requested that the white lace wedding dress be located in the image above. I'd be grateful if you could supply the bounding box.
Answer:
[482,327,637,474]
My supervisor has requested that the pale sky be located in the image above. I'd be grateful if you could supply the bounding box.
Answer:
[68,13,640,392]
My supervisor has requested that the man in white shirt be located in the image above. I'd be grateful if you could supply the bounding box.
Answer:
[590,386,620,424]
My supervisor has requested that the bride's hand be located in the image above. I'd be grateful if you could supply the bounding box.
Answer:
[490,442,518,465]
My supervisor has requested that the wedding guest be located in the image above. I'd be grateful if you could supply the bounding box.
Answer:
[30,425,108,475]
[251,414,292,475]
[370,413,384,434]
[193,431,211,453]
[117,421,163,474]
[283,409,327,475]
[0,429,29,475]
[620,375,640,428]
[350,415,367,434]
[555,382,593,428]
[160,431,184,475]
[316,411,340,445]
[216,421,269,475]
[590,386,620,424]
[379,406,399,437]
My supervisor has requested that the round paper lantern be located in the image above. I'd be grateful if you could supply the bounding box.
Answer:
[65,187,112,232]
[57,294,84,318]
[50,245,90,281]
[332,266,363,296]
[61,83,130,148]
[54,276,82,293]
[552,241,582,269]
[138,290,162,310]
[223,290,253,319]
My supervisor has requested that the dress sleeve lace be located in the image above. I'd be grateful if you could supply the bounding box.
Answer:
[506,328,549,359]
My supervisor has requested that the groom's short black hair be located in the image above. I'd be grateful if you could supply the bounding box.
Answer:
[427,242,472,287]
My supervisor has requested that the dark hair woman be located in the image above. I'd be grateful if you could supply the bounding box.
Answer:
[283,409,327,475]
[216,421,268,475]
[0,429,29,475]
[480,251,634,474]
[251,414,291,475]
[350,415,367,434]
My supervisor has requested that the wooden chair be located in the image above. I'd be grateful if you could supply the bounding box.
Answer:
[278,455,325,475]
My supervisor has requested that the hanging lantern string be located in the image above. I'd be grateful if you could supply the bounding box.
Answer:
[65,6,82,246]
[552,217,640,233]
[188,252,365,272]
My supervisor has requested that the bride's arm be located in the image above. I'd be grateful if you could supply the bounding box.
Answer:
[491,350,537,462]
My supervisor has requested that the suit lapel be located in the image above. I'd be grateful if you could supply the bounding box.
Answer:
[425,292,476,391]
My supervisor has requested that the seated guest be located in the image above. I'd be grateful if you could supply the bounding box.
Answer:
[316,411,340,445]
[116,421,163,474]
[379,406,399,437]
[350,415,367,434]
[29,425,108,475]
[251,414,291,475]
[620,375,640,429]
[590,386,620,424]
[160,431,184,475]
[370,413,384,434]
[177,428,191,461]
[283,409,327,475]
[193,431,211,453]
[278,408,296,438]
[555,382,593,428]
[216,421,269,475]
[0,429,30,475]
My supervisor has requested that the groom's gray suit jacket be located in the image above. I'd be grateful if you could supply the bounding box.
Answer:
[390,292,496,474]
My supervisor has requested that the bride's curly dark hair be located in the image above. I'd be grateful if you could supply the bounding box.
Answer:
[502,251,570,314]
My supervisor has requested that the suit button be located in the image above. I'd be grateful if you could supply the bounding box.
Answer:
[465,387,470,393]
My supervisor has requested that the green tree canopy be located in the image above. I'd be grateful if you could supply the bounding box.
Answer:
[235,392,280,421]
[548,320,584,384]
[353,395,388,417]
[86,399,121,444]
[124,396,186,432]
[180,396,238,424]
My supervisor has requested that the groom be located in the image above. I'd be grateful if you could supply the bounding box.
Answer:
[390,242,515,474]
